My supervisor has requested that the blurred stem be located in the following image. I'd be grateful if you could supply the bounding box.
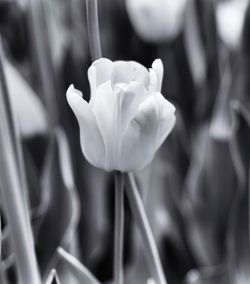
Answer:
[27,0,58,132]
[0,41,31,240]
[126,173,167,284]
[0,44,41,284]
[114,172,125,284]
[86,0,102,60]
[57,248,101,284]
[45,269,60,284]
[0,212,2,263]
[0,265,8,284]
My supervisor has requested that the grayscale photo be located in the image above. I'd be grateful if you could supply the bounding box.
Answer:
[0,0,249,283]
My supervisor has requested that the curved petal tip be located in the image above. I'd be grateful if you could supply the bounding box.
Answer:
[67,84,83,98]
[152,59,164,91]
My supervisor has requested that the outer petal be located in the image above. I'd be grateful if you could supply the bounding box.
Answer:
[115,81,147,131]
[87,66,97,94]
[91,81,147,170]
[148,68,158,92]
[120,93,175,171]
[154,93,176,148]
[90,58,113,87]
[152,59,164,92]
[91,81,118,170]
[66,85,105,169]
[120,96,160,171]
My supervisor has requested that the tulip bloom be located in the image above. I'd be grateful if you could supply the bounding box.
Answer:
[216,0,248,50]
[67,58,175,172]
[126,0,187,43]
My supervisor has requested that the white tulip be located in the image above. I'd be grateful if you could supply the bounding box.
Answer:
[216,0,249,50]
[126,0,187,43]
[67,58,175,172]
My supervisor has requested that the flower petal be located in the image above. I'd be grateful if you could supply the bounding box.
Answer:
[148,68,158,92]
[66,85,105,168]
[115,81,147,131]
[112,61,149,88]
[112,61,132,85]
[120,96,160,171]
[128,61,149,88]
[120,93,175,171]
[91,81,118,170]
[87,66,97,94]
[91,58,113,87]
[154,93,176,147]
[152,59,164,91]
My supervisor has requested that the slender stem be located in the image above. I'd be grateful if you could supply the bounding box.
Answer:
[126,173,167,284]
[27,0,58,132]
[45,269,60,284]
[114,172,125,284]
[57,248,101,284]
[0,45,41,284]
[0,214,1,262]
[86,0,102,61]
[0,265,8,284]
[0,55,15,145]
[0,49,31,224]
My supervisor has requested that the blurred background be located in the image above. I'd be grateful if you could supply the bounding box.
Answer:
[0,0,250,283]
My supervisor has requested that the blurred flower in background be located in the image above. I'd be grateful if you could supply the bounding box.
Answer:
[216,0,249,50]
[125,0,187,43]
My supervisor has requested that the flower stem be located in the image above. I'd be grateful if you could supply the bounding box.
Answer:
[57,247,101,284]
[86,0,102,61]
[27,0,58,131]
[0,42,41,284]
[114,172,125,284]
[0,53,31,225]
[126,173,167,284]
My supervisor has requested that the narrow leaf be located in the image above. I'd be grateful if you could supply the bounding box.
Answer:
[45,269,60,284]
[57,247,100,284]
